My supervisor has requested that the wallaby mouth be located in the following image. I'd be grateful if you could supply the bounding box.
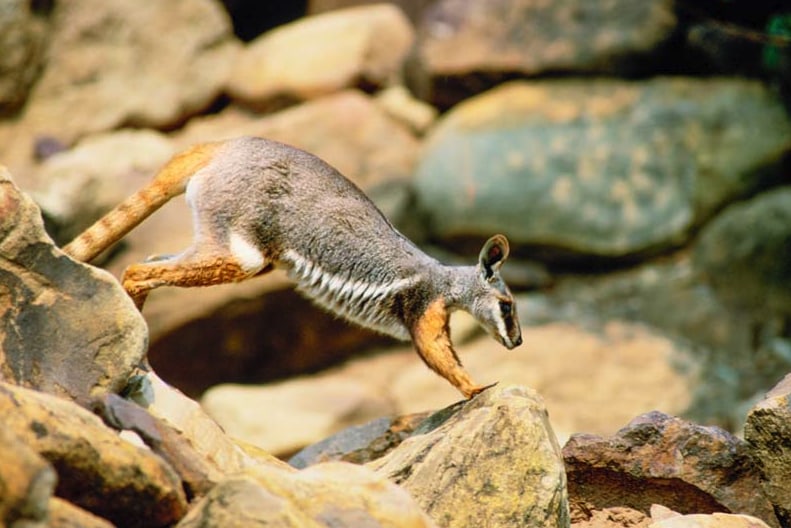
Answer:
[500,333,522,349]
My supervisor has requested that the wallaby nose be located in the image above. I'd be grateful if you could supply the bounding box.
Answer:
[513,335,523,348]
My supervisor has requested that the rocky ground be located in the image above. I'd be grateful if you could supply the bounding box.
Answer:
[1,0,790,527]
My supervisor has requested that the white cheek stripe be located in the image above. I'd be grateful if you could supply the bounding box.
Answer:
[492,296,510,344]
[229,232,266,273]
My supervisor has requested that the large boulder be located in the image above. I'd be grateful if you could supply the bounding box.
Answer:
[0,382,188,528]
[563,411,778,527]
[0,0,51,115]
[694,187,791,316]
[0,166,147,405]
[0,0,238,174]
[227,4,414,109]
[413,78,791,258]
[369,385,570,527]
[744,373,791,527]
[416,0,677,104]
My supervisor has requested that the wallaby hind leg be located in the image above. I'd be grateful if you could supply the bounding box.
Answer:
[122,248,270,309]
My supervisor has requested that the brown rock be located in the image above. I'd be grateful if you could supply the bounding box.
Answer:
[227,4,414,109]
[0,426,56,527]
[48,498,115,528]
[0,0,51,115]
[572,507,651,528]
[415,0,676,105]
[0,0,238,174]
[744,373,791,527]
[0,382,188,528]
[369,385,570,527]
[0,166,147,405]
[563,411,778,527]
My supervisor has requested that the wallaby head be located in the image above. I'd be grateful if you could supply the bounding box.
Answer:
[452,235,522,350]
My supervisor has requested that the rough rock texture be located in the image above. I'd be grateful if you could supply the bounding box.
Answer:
[0,382,187,528]
[0,0,51,115]
[413,78,791,257]
[563,411,778,527]
[744,373,791,527]
[177,463,437,528]
[694,188,791,316]
[571,506,651,528]
[289,412,430,468]
[228,4,414,109]
[0,0,238,173]
[0,167,147,405]
[369,385,570,528]
[0,426,56,527]
[417,0,677,78]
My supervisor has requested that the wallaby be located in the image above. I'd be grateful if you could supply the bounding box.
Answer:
[63,136,522,398]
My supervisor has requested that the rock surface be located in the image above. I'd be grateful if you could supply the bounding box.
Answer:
[227,4,414,109]
[744,373,791,527]
[417,0,677,78]
[413,78,791,257]
[694,187,791,316]
[0,382,187,528]
[177,462,437,528]
[563,411,778,527]
[0,167,147,405]
[0,426,56,527]
[0,0,51,115]
[0,0,238,173]
[369,385,570,528]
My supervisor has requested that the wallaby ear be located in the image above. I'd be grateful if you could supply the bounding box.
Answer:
[478,234,510,279]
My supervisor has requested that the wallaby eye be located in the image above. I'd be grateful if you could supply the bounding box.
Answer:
[499,301,512,318]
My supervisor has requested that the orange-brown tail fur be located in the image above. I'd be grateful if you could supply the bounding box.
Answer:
[62,142,221,262]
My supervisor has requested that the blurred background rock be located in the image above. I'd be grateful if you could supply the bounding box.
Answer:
[2,0,789,453]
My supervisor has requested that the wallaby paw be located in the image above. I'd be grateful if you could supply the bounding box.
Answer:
[464,381,498,399]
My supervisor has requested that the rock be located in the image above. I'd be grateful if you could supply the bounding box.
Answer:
[415,0,677,105]
[649,512,773,528]
[227,4,414,109]
[413,78,791,257]
[572,507,651,528]
[0,382,188,528]
[128,371,286,478]
[0,166,147,405]
[31,129,177,245]
[369,385,570,527]
[374,85,438,134]
[308,0,431,23]
[744,373,791,527]
[289,412,430,468]
[694,188,791,316]
[0,426,56,527]
[177,462,436,527]
[48,498,116,528]
[0,0,51,115]
[0,0,238,174]
[563,411,778,527]
[202,377,396,457]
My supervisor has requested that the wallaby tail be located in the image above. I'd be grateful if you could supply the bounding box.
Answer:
[62,141,221,262]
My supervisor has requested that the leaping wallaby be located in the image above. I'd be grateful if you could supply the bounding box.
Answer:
[63,136,522,398]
